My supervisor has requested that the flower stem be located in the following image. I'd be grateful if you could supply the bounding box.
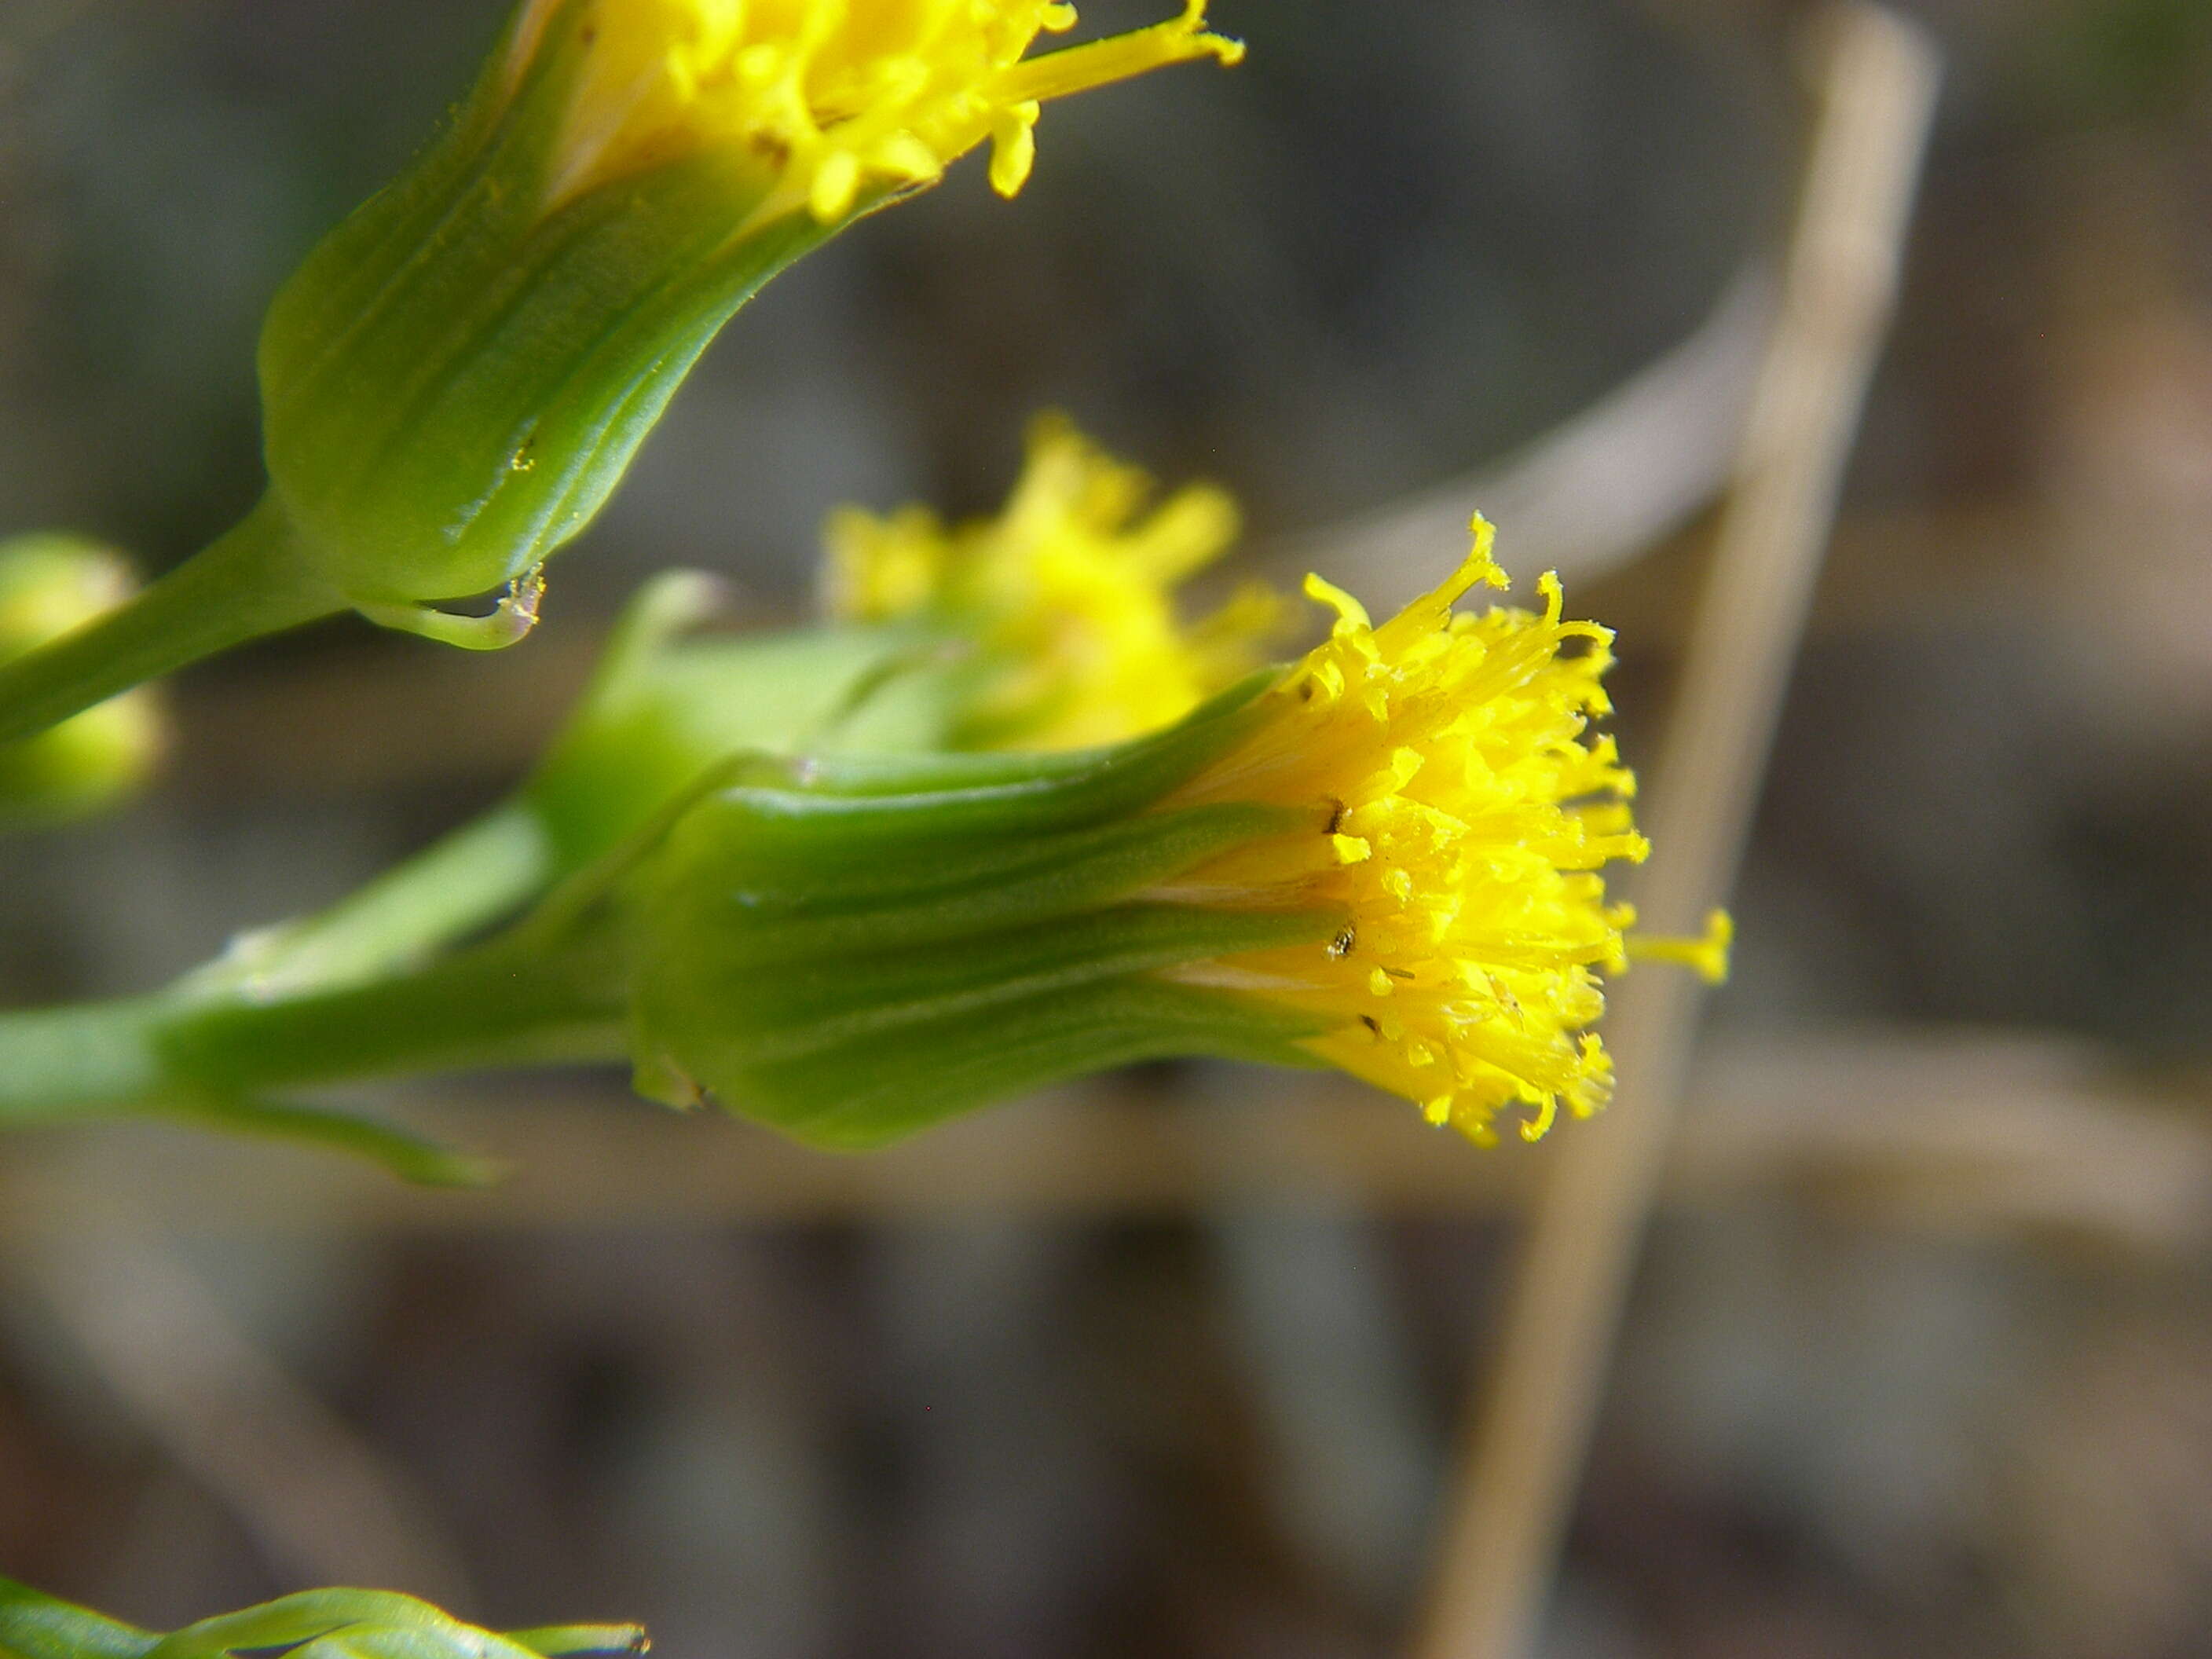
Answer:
[0,927,627,1125]
[0,996,170,1122]
[196,799,559,998]
[0,496,342,745]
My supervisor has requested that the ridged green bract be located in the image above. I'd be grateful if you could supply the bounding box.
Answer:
[627,679,1340,1147]
[524,574,961,876]
[256,9,836,609]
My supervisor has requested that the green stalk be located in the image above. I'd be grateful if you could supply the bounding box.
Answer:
[196,799,558,998]
[0,926,626,1126]
[0,996,170,1123]
[0,498,340,745]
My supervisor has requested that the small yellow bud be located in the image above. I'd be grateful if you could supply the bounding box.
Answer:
[0,540,161,827]
[0,536,162,826]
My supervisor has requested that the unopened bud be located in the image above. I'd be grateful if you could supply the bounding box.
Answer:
[0,536,163,826]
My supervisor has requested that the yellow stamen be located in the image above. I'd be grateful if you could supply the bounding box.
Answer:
[1625,909,1734,983]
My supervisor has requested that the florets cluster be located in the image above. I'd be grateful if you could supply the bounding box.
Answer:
[513,0,1243,218]
[824,413,1284,749]
[1161,519,1708,1143]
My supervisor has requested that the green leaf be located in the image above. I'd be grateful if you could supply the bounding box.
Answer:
[0,1579,156,1659]
[152,1094,500,1188]
[0,1583,647,1659]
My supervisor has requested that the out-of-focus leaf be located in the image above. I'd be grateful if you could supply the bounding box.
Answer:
[0,1581,642,1659]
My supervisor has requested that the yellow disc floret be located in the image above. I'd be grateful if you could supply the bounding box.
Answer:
[514,0,1243,217]
[822,412,1287,749]
[1157,517,1725,1144]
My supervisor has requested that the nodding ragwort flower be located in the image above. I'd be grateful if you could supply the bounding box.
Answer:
[257,1,1241,639]
[824,412,1288,749]
[628,518,1727,1148]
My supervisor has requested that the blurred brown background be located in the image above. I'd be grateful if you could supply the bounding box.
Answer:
[4,1,2212,1655]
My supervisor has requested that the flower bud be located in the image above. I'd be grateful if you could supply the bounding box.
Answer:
[627,520,1727,1148]
[0,535,162,826]
[257,2,1240,639]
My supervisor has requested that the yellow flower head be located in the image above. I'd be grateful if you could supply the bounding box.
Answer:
[1156,518,1727,1144]
[822,412,1287,749]
[511,0,1244,219]
[627,518,1729,1149]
